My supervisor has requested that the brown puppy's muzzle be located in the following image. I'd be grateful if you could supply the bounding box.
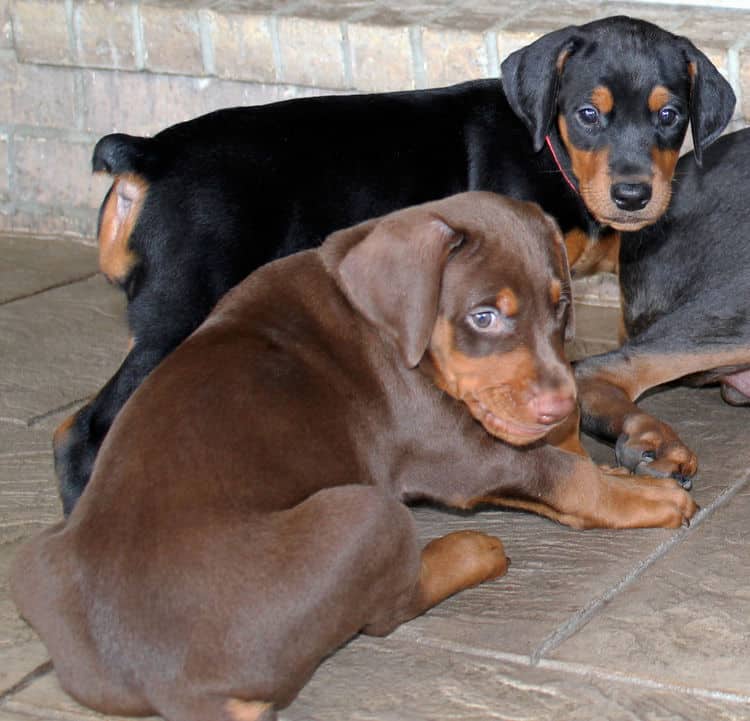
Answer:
[464,379,577,446]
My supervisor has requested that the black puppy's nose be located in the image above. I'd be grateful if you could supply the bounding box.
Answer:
[611,183,652,211]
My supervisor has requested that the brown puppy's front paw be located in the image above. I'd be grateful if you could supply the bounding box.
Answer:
[602,473,699,529]
[423,531,509,590]
[615,414,697,490]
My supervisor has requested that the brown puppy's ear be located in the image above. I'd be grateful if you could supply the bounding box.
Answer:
[337,212,463,367]
[501,26,582,152]
[678,38,736,167]
[542,213,575,343]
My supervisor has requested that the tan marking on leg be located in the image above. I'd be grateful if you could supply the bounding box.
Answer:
[467,458,697,530]
[98,173,147,283]
[417,531,508,609]
[591,85,614,114]
[225,699,274,721]
[564,228,620,276]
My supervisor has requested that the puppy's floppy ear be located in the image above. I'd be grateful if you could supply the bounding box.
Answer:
[543,214,575,343]
[501,27,582,152]
[678,38,736,167]
[337,211,463,368]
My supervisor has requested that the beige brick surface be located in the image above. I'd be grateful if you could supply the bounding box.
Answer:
[422,27,488,87]
[348,22,414,92]
[742,49,750,122]
[208,10,276,83]
[14,136,109,210]
[0,133,7,201]
[80,68,333,136]
[0,0,12,49]
[140,3,204,76]
[74,0,138,70]
[0,58,77,129]
[0,207,97,239]
[11,0,73,65]
[278,16,347,89]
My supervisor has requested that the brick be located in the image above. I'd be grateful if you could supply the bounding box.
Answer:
[278,16,346,89]
[14,136,109,210]
[11,0,73,65]
[74,0,138,70]
[0,0,12,50]
[0,206,97,240]
[208,10,276,83]
[496,29,541,68]
[422,27,488,87]
[741,49,750,123]
[80,68,334,137]
[0,132,8,200]
[140,3,204,76]
[0,57,77,129]
[348,22,414,92]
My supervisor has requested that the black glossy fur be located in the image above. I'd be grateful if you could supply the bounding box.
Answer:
[55,16,735,514]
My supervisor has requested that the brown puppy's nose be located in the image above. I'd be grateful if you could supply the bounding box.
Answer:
[531,392,576,425]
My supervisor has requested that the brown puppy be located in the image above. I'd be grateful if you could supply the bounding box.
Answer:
[12,193,696,721]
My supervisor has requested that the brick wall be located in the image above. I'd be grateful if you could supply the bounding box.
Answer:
[2,0,749,242]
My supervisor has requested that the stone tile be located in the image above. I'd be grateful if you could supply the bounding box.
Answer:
[208,9,276,83]
[11,0,73,65]
[0,423,60,543]
[389,386,750,661]
[348,22,415,92]
[0,58,77,129]
[140,3,204,76]
[5,672,158,721]
[14,136,110,210]
[73,0,138,70]
[0,233,97,304]
[283,635,750,721]
[278,16,347,89]
[550,483,750,695]
[0,274,127,424]
[422,27,489,87]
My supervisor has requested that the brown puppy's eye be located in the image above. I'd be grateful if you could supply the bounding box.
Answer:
[556,297,570,319]
[466,307,511,334]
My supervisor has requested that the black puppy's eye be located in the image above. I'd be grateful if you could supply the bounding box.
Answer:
[658,107,679,127]
[577,106,600,126]
[467,307,509,334]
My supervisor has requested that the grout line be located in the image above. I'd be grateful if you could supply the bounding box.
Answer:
[529,471,750,664]
[399,630,750,705]
[0,661,53,704]
[0,271,99,308]
[27,397,90,428]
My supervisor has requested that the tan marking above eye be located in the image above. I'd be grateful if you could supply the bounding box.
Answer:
[648,85,671,113]
[591,85,614,114]
[495,288,519,317]
[550,279,562,305]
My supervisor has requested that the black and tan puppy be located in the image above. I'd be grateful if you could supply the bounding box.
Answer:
[14,194,696,721]
[575,128,750,484]
[53,16,735,514]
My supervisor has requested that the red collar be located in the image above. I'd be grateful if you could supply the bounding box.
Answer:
[545,135,578,196]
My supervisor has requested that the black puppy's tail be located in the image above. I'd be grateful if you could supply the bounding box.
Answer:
[92,133,154,176]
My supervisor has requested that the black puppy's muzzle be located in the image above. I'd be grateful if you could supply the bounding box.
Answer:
[611,182,652,211]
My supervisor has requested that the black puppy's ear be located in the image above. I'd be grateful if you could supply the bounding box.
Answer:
[337,212,463,368]
[501,27,583,152]
[679,38,736,166]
